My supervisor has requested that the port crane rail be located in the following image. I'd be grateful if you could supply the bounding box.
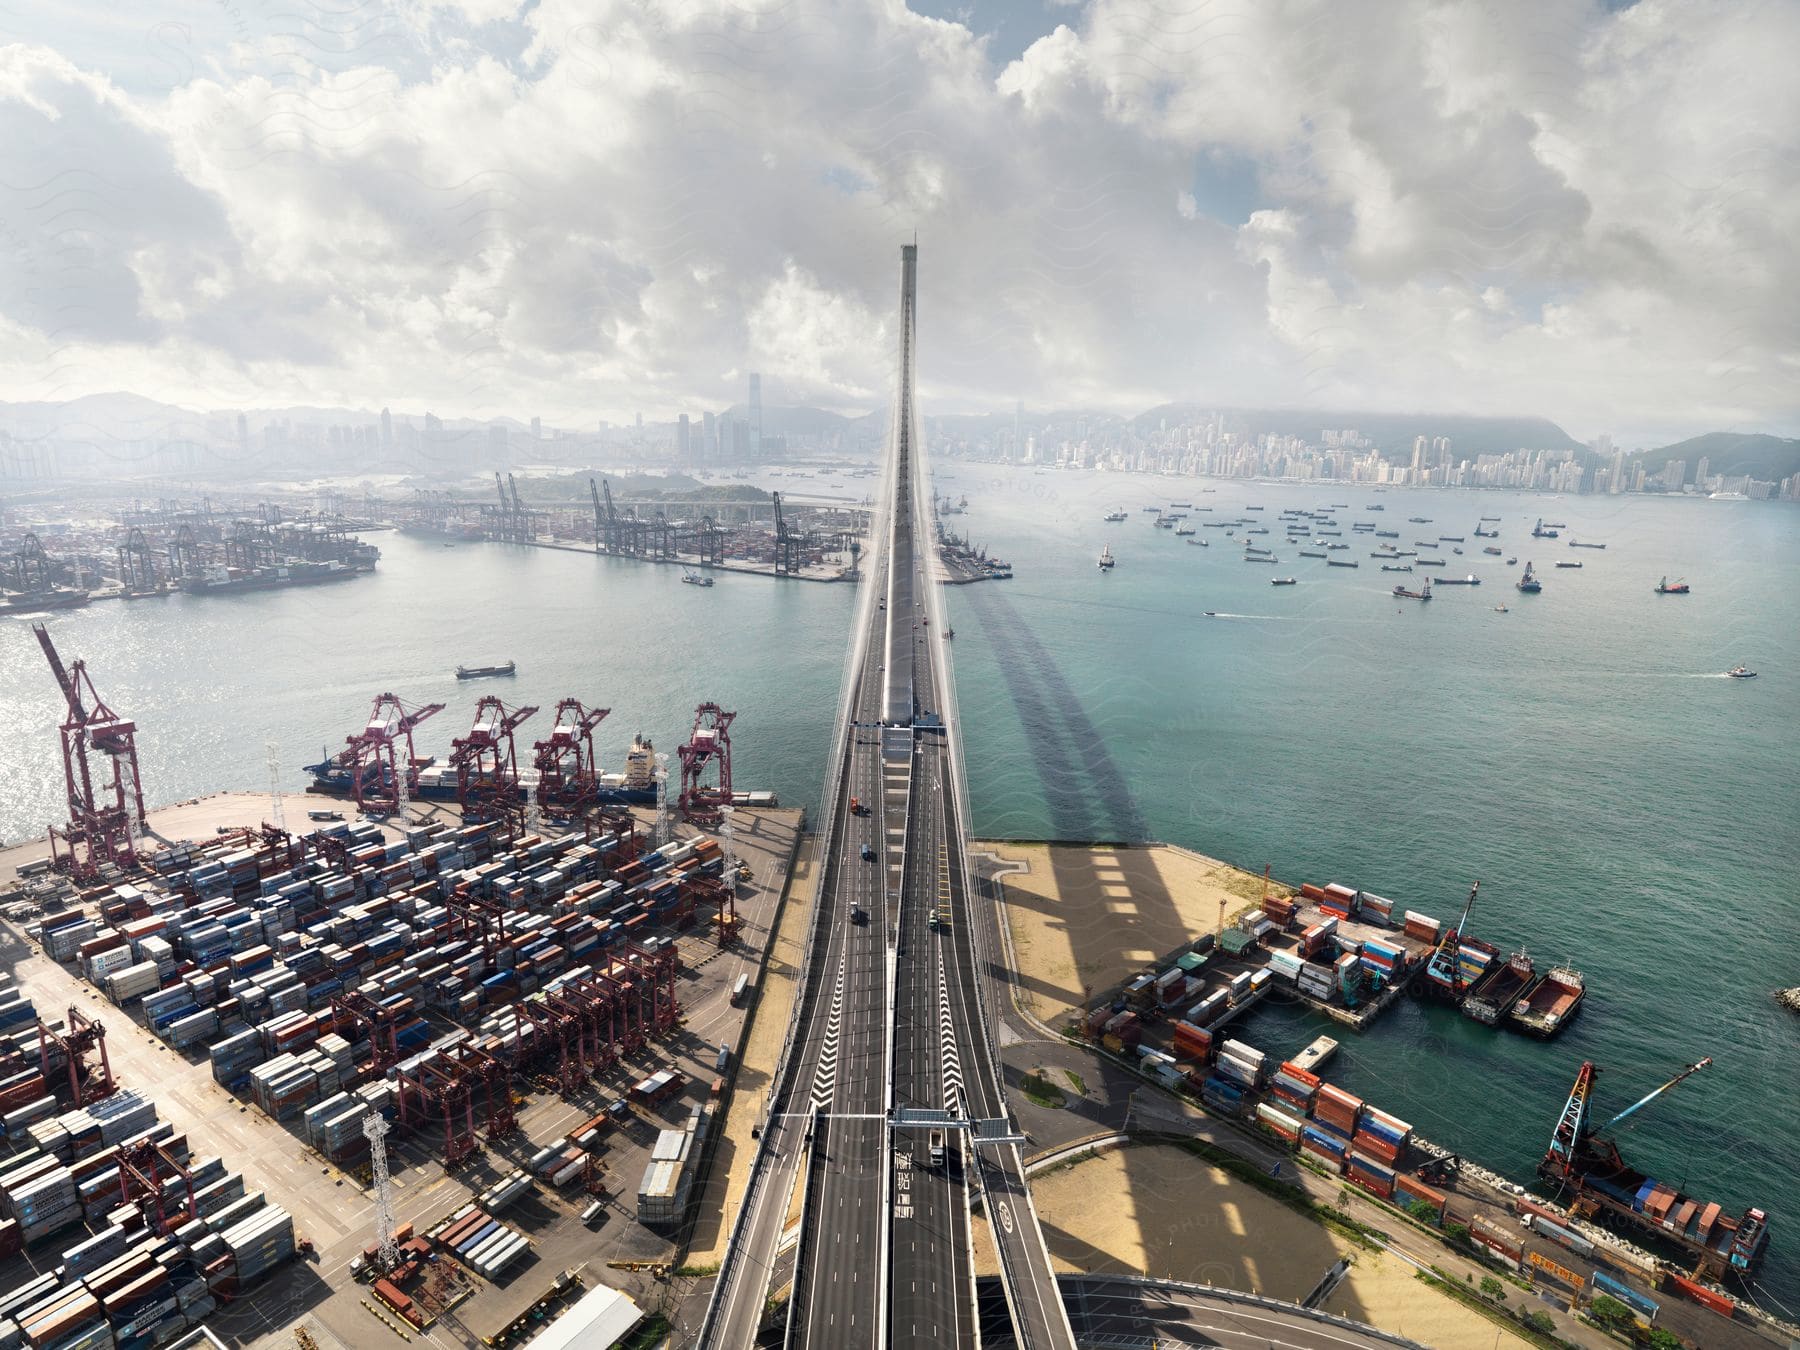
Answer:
[33,622,149,882]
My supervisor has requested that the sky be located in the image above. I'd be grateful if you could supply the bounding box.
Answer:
[1,0,1796,446]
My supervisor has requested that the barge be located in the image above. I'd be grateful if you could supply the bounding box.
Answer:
[1511,965,1584,1037]
[1461,950,1537,1025]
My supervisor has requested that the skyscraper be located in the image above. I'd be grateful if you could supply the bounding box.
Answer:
[748,373,762,458]
[677,414,692,461]
[380,407,393,448]
[530,416,541,441]
[703,410,717,461]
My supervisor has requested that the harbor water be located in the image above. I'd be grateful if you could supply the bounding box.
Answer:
[2,473,1796,1308]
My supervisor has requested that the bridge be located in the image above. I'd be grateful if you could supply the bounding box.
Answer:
[699,245,1078,1349]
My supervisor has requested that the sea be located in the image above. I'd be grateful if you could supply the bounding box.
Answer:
[2,466,1796,1310]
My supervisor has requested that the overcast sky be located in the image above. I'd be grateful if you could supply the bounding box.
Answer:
[2,0,1795,445]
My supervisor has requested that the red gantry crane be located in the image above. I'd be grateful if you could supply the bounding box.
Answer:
[33,623,148,882]
[677,703,736,825]
[533,698,609,820]
[344,693,445,814]
[449,696,538,824]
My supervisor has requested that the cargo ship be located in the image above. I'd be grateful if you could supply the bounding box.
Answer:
[1393,578,1431,600]
[456,661,516,680]
[1270,577,1297,586]
[1483,546,1503,556]
[1555,560,1583,569]
[1532,519,1560,538]
[1510,965,1583,1036]
[1517,562,1542,593]
[0,587,91,615]
[1300,550,1327,558]
[180,560,357,595]
[306,733,663,805]
[1381,564,1413,573]
[1569,540,1607,549]
[1655,576,1690,595]
[1437,574,1481,585]
[1540,1058,1771,1279]
[1103,510,1129,522]
[1326,558,1358,568]
[1461,950,1537,1025]
[1374,530,1398,538]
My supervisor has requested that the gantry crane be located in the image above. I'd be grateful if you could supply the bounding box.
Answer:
[38,1005,118,1105]
[677,703,736,825]
[533,698,610,819]
[343,693,445,815]
[772,492,802,575]
[115,527,157,592]
[449,697,538,825]
[33,623,148,882]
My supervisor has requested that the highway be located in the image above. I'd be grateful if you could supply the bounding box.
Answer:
[699,242,1078,1350]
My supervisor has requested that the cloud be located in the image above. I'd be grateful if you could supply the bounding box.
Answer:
[0,0,1793,442]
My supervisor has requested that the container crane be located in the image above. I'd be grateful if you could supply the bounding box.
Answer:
[772,492,799,575]
[343,693,445,815]
[33,623,148,881]
[449,696,538,824]
[533,698,610,819]
[677,703,736,825]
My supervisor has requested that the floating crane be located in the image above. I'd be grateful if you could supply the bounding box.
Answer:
[1420,881,1494,1001]
[33,623,148,881]
[449,696,538,825]
[343,693,445,815]
[1541,1057,1771,1277]
[677,703,736,825]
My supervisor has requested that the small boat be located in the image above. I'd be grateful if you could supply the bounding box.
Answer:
[1509,966,1584,1038]
[1438,535,1465,543]
[681,571,715,586]
[1203,611,1217,617]
[457,661,517,680]
[1186,539,1208,547]
[1174,526,1196,536]
[1408,517,1431,523]
[1482,546,1502,556]
[1098,545,1116,571]
[1452,547,1463,555]
[1506,556,1517,565]
[943,627,954,640]
[1480,515,1500,521]
[1494,603,1509,612]
[1103,510,1128,522]
[1555,560,1583,569]
[1374,530,1398,538]
[1270,577,1297,586]
[1517,562,1541,593]
[1365,504,1384,511]
[1655,576,1690,595]
[1727,666,1757,679]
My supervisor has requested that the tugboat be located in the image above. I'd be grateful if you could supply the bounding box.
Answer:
[1517,562,1542,593]
[1726,665,1757,679]
[456,661,517,680]
[681,571,715,587]
[1393,577,1432,600]
[1494,603,1509,612]
[1655,576,1690,595]
[1098,545,1115,571]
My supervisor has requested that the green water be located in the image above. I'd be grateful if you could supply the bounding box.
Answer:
[934,466,1799,1309]
[2,475,1795,1305]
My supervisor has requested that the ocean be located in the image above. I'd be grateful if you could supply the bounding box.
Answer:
[2,469,1795,1307]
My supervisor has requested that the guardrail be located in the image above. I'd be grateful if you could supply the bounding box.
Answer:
[1055,1273,1431,1350]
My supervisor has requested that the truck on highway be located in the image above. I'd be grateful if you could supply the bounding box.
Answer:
[928,1129,946,1169]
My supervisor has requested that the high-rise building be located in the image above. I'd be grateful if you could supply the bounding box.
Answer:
[380,407,393,448]
[236,413,248,450]
[748,373,762,457]
[530,416,541,441]
[677,414,692,461]
[1411,435,1426,474]
[1694,456,1711,491]
[703,411,717,460]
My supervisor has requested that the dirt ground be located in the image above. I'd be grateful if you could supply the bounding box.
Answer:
[981,842,1287,1030]
[1025,1144,1529,1349]
[684,834,818,1263]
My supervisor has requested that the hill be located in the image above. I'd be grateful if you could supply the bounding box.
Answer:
[1632,432,1800,485]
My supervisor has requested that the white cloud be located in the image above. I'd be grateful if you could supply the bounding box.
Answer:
[0,0,1793,442]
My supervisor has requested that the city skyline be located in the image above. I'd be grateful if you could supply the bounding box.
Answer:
[2,1,1796,445]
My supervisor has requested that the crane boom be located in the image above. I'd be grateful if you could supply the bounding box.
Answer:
[33,623,76,707]
[1600,1057,1712,1135]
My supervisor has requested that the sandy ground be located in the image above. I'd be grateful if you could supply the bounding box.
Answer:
[684,833,819,1263]
[1025,1145,1530,1349]
[981,842,1289,1030]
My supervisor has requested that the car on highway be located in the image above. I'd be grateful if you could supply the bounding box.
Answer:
[860,843,874,861]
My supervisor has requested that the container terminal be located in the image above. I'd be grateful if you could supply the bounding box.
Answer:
[0,624,804,1349]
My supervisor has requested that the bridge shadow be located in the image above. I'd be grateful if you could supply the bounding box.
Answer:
[1029,1140,1377,1335]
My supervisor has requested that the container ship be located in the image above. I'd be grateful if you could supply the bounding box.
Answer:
[181,560,358,595]
[1511,965,1584,1036]
[0,587,91,615]
[306,734,662,805]
[1461,950,1538,1025]
[1540,1058,1771,1280]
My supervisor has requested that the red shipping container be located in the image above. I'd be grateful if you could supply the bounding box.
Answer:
[1353,1132,1401,1164]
